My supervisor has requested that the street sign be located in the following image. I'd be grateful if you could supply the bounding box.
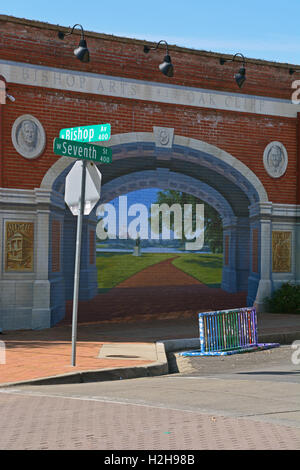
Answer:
[65,161,102,216]
[53,138,112,163]
[65,159,102,367]
[59,123,111,143]
[55,123,111,368]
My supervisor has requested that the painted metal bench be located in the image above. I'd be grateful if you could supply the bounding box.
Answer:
[180,307,279,356]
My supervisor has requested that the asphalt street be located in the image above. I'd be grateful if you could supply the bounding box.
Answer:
[0,345,299,450]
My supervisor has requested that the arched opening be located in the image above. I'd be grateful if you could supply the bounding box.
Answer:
[41,133,268,325]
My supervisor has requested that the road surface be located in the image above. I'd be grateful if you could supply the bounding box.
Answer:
[0,344,299,451]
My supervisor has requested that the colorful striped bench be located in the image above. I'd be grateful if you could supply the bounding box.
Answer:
[180,307,279,356]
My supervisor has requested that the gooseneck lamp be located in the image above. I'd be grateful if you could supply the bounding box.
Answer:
[220,53,246,88]
[0,74,15,102]
[143,40,174,77]
[58,24,90,63]
[289,68,300,75]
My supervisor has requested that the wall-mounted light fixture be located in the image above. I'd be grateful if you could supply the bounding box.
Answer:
[58,24,90,63]
[0,74,15,103]
[6,94,15,102]
[143,40,174,77]
[289,68,300,75]
[220,53,246,88]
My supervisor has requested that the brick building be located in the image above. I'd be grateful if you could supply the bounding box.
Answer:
[0,15,299,330]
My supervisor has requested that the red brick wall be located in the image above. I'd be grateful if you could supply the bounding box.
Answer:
[0,16,294,99]
[51,219,61,272]
[0,15,298,205]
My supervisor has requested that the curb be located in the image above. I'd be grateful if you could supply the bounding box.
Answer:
[0,331,299,388]
[258,332,300,345]
[0,342,168,388]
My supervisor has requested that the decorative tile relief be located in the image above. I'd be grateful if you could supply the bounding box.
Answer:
[272,231,291,272]
[5,221,34,272]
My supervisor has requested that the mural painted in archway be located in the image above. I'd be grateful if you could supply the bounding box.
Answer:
[39,134,274,327]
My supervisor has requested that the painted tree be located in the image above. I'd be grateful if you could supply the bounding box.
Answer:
[152,190,223,253]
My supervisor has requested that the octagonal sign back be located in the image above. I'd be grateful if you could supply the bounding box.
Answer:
[65,160,102,216]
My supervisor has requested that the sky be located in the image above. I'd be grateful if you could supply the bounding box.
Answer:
[2,0,300,65]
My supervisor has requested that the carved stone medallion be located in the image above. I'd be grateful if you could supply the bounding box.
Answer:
[153,127,174,148]
[11,114,46,159]
[263,141,288,178]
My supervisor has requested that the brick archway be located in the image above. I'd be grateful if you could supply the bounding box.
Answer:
[40,132,270,324]
[99,169,235,220]
[41,132,268,205]
[1,15,299,331]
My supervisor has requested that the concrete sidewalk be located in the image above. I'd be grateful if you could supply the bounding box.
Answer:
[0,312,300,387]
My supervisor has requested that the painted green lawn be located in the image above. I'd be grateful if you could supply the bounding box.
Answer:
[96,252,223,290]
[171,253,223,287]
[96,253,175,290]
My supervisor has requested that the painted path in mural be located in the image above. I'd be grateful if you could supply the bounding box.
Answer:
[62,257,247,325]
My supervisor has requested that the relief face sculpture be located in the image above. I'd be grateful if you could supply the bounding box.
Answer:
[263,141,288,178]
[12,115,46,159]
[268,145,283,173]
[19,120,37,151]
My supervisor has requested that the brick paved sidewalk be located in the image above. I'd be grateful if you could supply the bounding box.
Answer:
[0,258,203,386]
[0,325,153,385]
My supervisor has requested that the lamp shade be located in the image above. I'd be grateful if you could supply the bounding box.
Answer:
[74,39,90,63]
[234,67,246,88]
[159,55,174,77]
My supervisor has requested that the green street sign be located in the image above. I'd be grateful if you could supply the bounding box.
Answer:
[59,123,111,143]
[53,138,112,163]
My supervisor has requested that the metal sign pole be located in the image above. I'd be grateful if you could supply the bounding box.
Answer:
[71,159,87,367]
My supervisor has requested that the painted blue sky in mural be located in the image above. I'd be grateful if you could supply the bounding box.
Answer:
[101,187,162,240]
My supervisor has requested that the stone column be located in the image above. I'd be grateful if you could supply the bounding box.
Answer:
[31,206,51,329]
[221,217,238,292]
[253,217,272,312]
[221,216,250,294]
